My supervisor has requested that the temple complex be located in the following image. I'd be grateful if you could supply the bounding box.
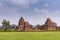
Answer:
[17,17,30,31]
[24,22,30,31]
[17,17,58,31]
[40,18,57,30]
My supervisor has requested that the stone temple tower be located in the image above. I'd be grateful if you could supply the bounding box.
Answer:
[17,17,30,31]
[44,18,57,30]
[24,22,30,31]
[18,17,25,31]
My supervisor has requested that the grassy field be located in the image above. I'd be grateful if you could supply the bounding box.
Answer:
[0,32,60,40]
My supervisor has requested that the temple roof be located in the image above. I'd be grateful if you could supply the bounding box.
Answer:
[45,17,52,24]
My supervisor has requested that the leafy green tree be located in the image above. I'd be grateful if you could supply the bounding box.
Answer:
[2,19,11,31]
[30,25,33,29]
[36,24,41,30]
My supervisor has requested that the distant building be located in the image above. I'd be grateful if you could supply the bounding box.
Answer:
[24,22,30,31]
[57,27,60,30]
[17,17,30,31]
[17,17,59,31]
[18,17,25,31]
[41,18,57,30]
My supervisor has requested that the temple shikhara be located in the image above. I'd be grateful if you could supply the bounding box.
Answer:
[17,17,30,31]
[40,18,57,30]
[16,17,60,31]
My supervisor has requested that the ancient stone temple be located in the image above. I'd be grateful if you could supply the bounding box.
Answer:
[18,17,25,31]
[24,22,30,31]
[17,17,30,31]
[41,18,57,30]
[17,17,57,31]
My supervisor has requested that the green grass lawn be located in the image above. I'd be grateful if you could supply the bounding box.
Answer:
[0,32,60,40]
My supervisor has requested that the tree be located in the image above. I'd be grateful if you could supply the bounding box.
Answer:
[30,25,33,29]
[36,24,41,30]
[2,19,11,31]
[6,21,11,29]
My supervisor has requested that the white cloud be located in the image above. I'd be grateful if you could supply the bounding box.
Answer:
[34,8,50,17]
[31,0,39,3]
[10,0,39,8]
[34,8,60,26]
[0,2,21,16]
[0,0,60,26]
[44,3,49,7]
[0,2,23,25]
[10,0,30,8]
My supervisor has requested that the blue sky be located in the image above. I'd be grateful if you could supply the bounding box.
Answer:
[0,0,60,26]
